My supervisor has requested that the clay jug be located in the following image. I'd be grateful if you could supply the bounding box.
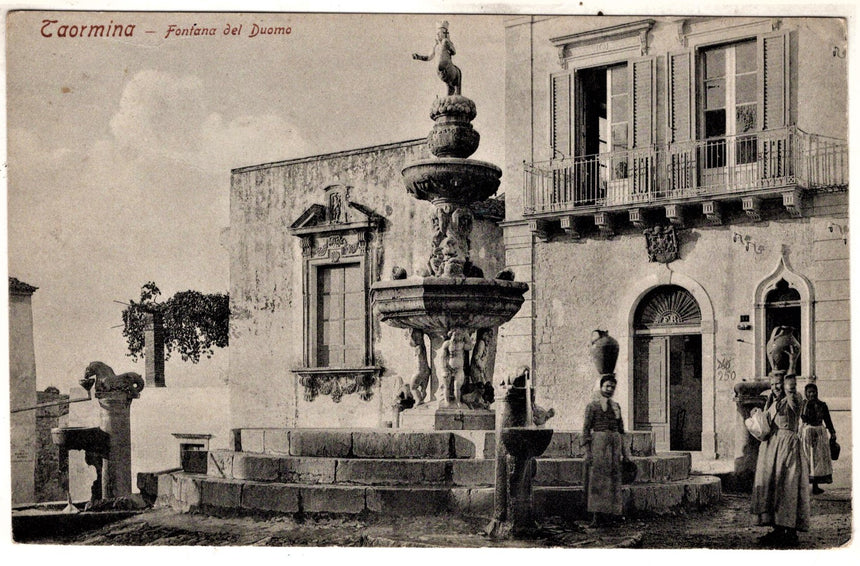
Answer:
[590,330,619,375]
[767,326,801,373]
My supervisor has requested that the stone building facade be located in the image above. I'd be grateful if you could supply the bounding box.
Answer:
[225,16,849,484]
[227,140,506,429]
[500,16,849,479]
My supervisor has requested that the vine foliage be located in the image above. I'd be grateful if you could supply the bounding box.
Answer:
[122,282,229,363]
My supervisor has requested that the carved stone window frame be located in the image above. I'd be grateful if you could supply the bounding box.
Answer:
[754,249,814,379]
[288,185,383,401]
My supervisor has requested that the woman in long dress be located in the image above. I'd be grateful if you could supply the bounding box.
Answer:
[582,374,631,526]
[751,373,811,546]
[800,383,837,494]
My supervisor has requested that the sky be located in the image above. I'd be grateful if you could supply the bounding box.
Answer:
[4,9,509,391]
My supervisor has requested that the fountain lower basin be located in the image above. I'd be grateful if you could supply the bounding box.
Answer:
[371,276,528,334]
[402,158,502,203]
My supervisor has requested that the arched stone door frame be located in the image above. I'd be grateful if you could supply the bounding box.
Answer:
[616,271,717,458]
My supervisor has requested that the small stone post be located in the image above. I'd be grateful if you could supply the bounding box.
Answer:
[144,311,165,387]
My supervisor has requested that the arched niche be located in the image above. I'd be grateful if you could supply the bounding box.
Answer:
[754,251,815,379]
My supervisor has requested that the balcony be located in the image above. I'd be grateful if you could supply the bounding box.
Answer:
[523,128,847,230]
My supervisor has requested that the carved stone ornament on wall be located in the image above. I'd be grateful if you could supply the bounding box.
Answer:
[644,225,679,263]
[292,368,382,403]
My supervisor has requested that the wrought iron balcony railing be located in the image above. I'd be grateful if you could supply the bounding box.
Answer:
[523,127,847,216]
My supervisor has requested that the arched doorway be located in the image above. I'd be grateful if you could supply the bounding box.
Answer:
[633,285,703,452]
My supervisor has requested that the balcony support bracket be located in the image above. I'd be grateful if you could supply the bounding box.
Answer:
[782,189,803,218]
[594,212,615,239]
[742,197,763,222]
[529,219,552,242]
[665,204,685,227]
[629,208,649,230]
[702,201,723,225]
[560,216,581,239]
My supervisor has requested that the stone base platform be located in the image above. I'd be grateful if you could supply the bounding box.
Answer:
[140,428,722,520]
[151,473,721,519]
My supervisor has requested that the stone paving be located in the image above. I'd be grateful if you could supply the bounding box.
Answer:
[20,488,852,549]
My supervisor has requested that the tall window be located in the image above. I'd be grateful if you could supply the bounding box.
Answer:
[579,64,629,158]
[316,263,365,367]
[701,40,758,168]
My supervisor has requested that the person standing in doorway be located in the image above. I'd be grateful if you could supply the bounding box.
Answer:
[800,383,837,494]
[583,374,632,527]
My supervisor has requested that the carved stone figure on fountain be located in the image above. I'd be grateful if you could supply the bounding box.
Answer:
[412,20,461,96]
[408,328,434,404]
[84,361,145,398]
[437,327,473,406]
[440,236,466,277]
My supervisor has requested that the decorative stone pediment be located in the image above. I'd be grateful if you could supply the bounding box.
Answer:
[289,185,382,261]
[550,19,655,68]
[289,185,380,234]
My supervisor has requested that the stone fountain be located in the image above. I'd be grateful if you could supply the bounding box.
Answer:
[51,361,144,510]
[371,21,529,429]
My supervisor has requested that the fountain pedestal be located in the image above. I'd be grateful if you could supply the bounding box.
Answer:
[486,371,553,538]
[733,380,771,491]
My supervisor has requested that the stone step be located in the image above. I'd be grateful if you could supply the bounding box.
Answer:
[232,428,656,459]
[155,472,720,519]
[206,450,691,486]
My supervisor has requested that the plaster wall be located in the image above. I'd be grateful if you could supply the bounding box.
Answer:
[228,140,506,429]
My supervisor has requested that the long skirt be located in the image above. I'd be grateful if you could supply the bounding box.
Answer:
[800,424,833,484]
[587,430,623,515]
[751,428,811,531]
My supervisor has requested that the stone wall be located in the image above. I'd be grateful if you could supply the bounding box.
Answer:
[228,140,507,429]
[34,388,69,502]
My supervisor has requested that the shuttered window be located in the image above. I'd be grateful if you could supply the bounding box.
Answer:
[315,263,365,368]
[549,57,655,159]
[631,57,656,148]
[762,31,789,130]
[550,72,572,158]
[668,51,693,143]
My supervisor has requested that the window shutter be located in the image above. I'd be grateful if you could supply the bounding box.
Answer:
[631,57,656,147]
[550,72,572,158]
[667,51,693,143]
[762,31,790,130]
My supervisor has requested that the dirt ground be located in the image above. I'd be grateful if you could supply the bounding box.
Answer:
[19,488,853,549]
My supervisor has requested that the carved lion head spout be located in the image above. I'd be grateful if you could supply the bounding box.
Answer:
[83,361,145,396]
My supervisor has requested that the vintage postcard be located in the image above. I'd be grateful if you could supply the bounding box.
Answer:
[4,1,854,554]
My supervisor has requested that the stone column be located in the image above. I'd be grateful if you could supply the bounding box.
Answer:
[144,312,165,387]
[96,391,136,499]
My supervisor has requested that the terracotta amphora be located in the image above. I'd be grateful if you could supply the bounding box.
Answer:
[590,330,619,376]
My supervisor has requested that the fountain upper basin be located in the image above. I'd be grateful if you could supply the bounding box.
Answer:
[371,276,528,334]
[501,427,554,460]
[51,426,110,454]
[402,158,502,203]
